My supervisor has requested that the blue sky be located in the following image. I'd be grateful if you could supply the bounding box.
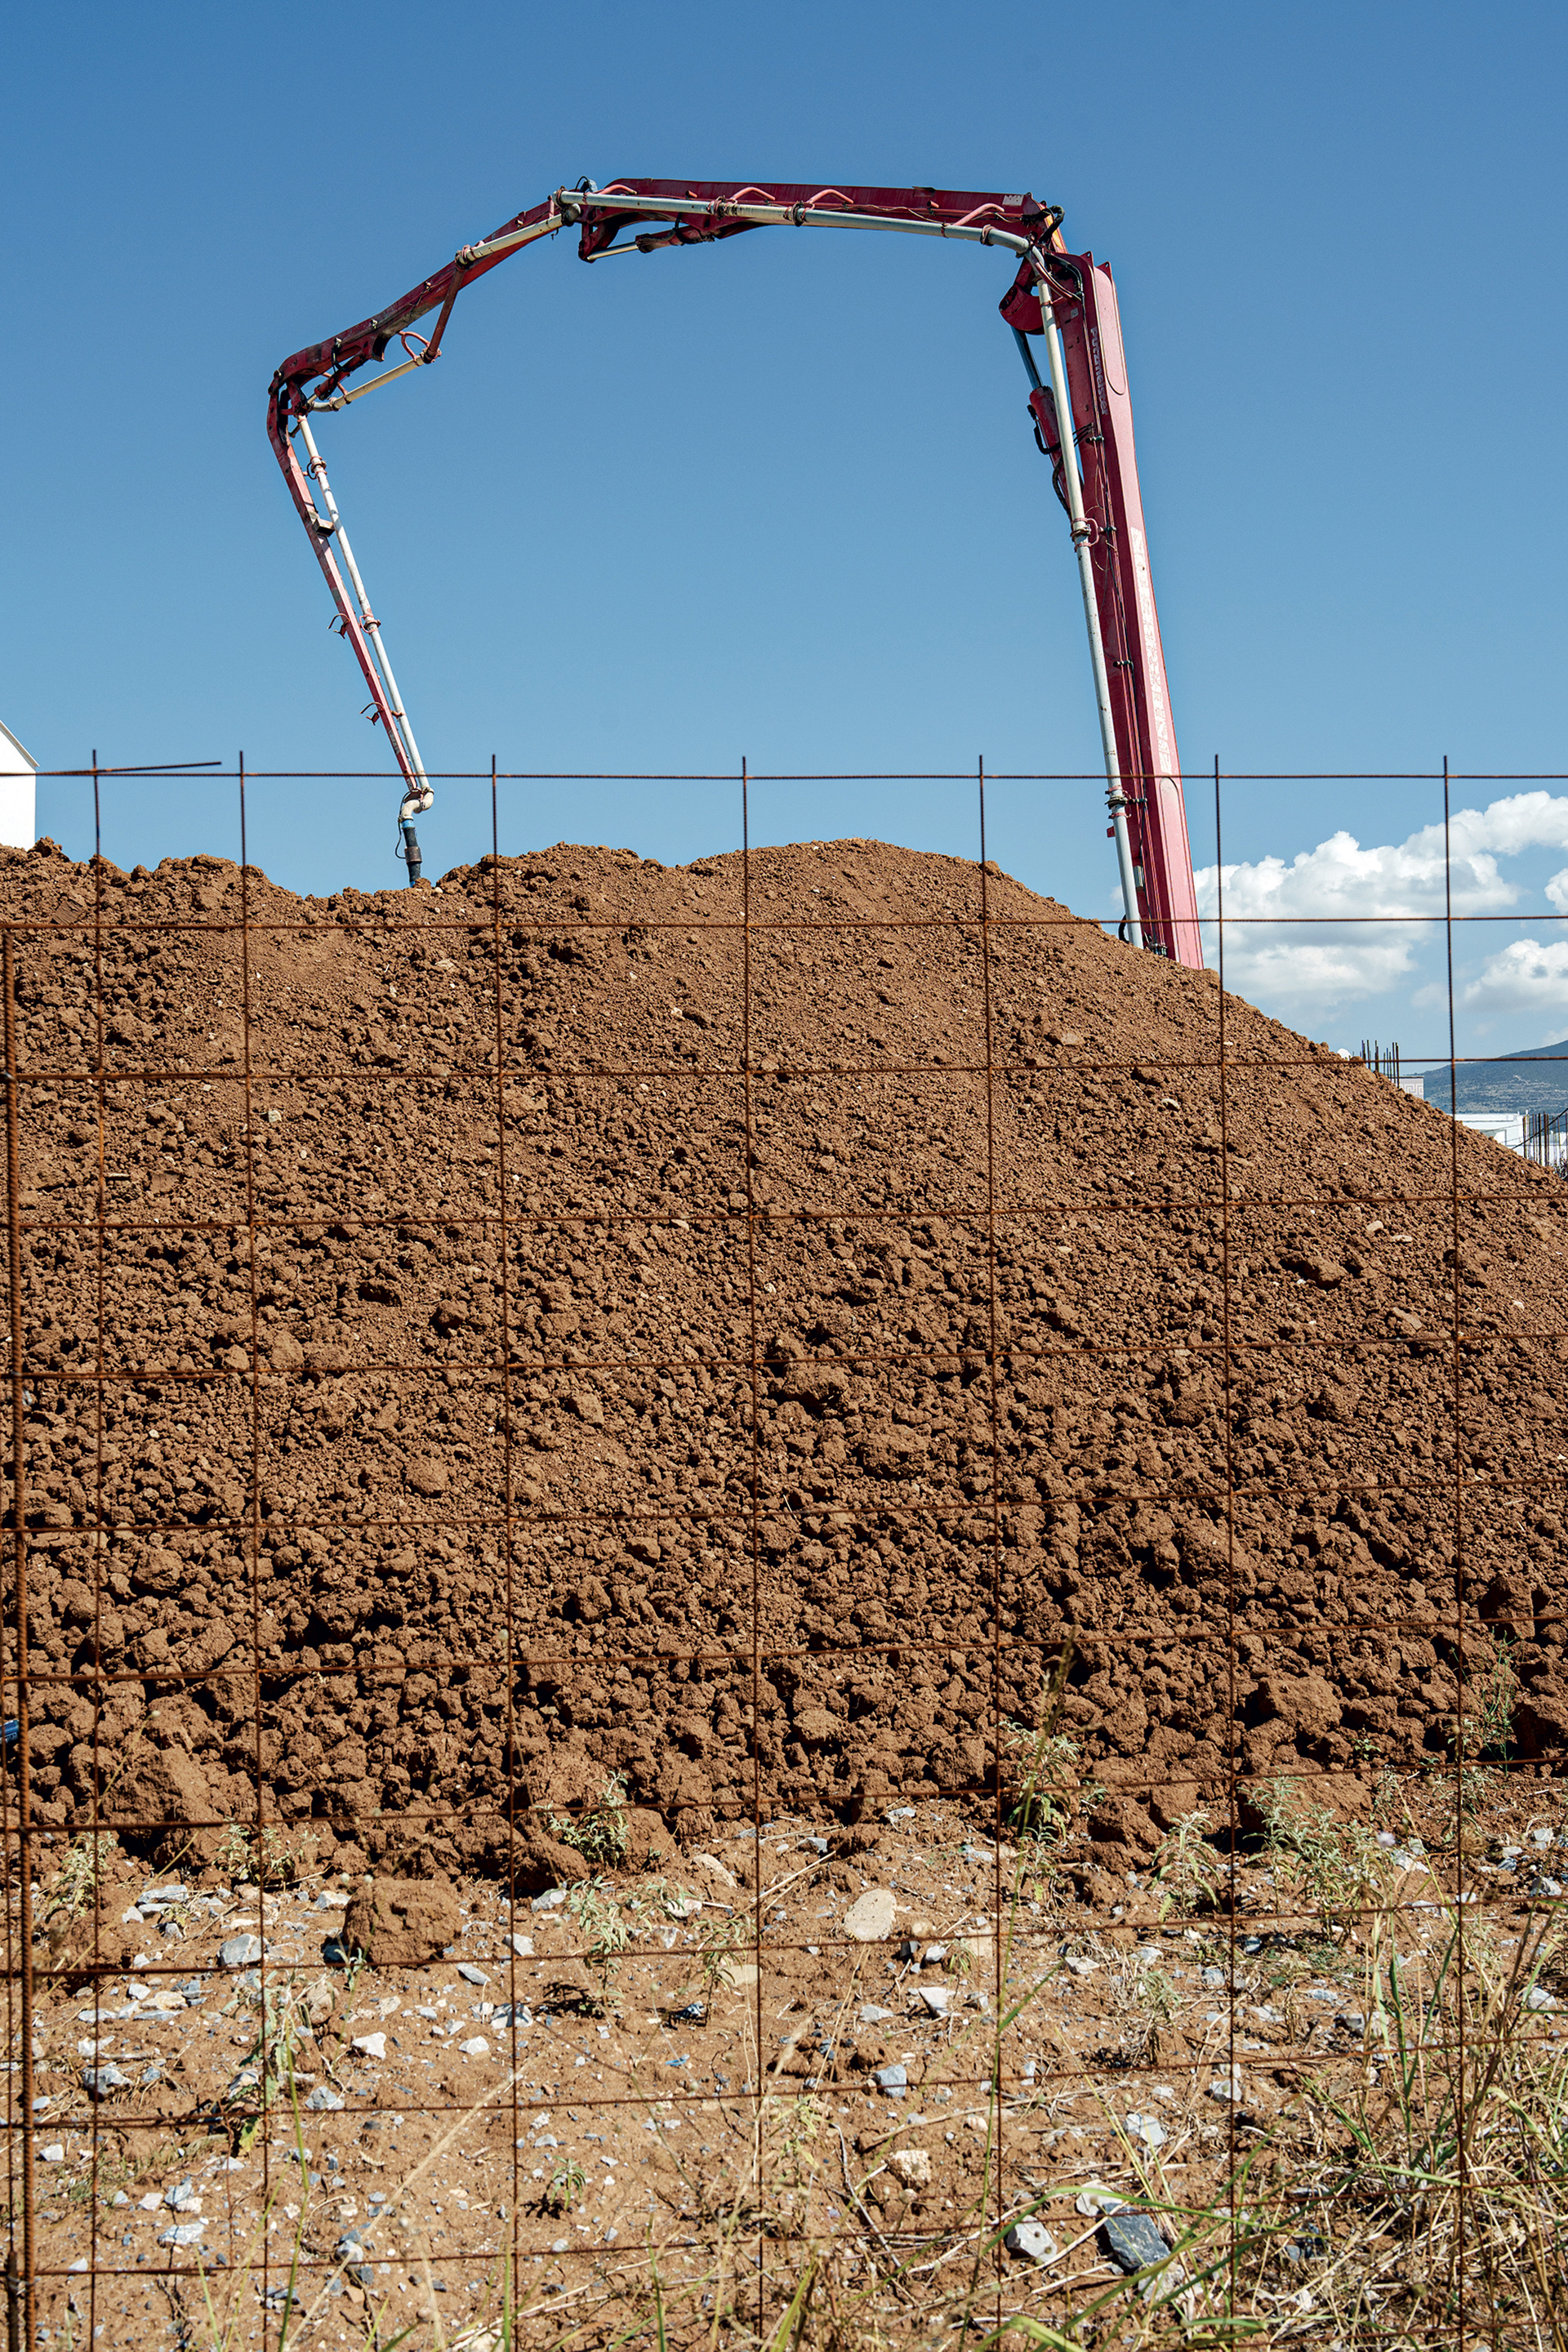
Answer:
[3,0,1566,1061]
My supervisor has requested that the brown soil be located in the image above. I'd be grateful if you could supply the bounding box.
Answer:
[6,832,1566,1878]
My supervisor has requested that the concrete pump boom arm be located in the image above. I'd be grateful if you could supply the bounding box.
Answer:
[265,179,1201,964]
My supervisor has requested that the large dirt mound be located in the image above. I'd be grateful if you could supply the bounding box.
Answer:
[7,833,1565,1878]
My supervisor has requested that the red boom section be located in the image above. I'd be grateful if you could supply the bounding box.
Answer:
[265,184,1058,786]
[268,182,1054,412]
[1004,257,1202,965]
[267,180,1202,962]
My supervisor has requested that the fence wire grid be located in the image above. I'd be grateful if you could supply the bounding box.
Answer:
[3,758,1568,2350]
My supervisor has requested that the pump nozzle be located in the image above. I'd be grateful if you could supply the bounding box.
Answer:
[397,782,434,885]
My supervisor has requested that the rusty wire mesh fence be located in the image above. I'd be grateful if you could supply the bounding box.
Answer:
[2,760,1567,2348]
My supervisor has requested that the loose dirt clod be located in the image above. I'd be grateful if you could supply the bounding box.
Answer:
[341,1878,461,1967]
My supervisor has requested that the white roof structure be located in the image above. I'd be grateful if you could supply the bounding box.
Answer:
[0,722,37,852]
[1458,1110,1526,1155]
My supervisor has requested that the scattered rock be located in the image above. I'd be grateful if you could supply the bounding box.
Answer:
[1102,2209,1172,2274]
[657,1988,708,2026]
[844,1888,898,1942]
[136,1885,188,1914]
[1287,1249,1348,1289]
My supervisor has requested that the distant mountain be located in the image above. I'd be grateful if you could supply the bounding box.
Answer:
[1414,1040,1568,1116]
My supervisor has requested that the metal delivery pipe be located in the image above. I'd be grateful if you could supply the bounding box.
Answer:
[1027,253,1143,951]
[293,411,434,829]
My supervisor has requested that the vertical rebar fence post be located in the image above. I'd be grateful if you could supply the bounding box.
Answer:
[484,751,528,2271]
[739,755,767,2335]
[235,753,276,2323]
[1441,753,1471,2330]
[87,753,108,2345]
[1,929,34,2350]
[976,755,1005,2323]
[87,755,108,2346]
[1214,753,1241,2318]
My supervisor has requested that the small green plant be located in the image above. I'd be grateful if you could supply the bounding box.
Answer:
[39,1831,117,1927]
[1446,1641,1518,1784]
[1118,1950,1181,2060]
[214,1821,319,1886]
[777,2094,824,2203]
[1002,1721,1082,1843]
[1152,1805,1219,1922]
[1445,1722,1503,1820]
[1004,1717,1093,1902]
[1457,1761,1503,1820]
[1138,1961,1180,2025]
[225,1978,310,2149]
[1441,1643,1520,1825]
[214,1822,250,1884]
[1477,1638,1518,1757]
[550,1771,630,1867]
[542,2155,586,2215]
[564,1873,631,2011]
[695,1909,750,1999]
[1260,1776,1392,1946]
[619,1873,692,1934]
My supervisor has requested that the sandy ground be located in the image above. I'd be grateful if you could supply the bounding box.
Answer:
[18,1771,1568,2346]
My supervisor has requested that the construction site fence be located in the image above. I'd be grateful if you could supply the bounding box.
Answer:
[4,755,1568,2348]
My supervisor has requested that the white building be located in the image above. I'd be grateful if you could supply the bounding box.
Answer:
[1458,1110,1526,1155]
[0,723,36,850]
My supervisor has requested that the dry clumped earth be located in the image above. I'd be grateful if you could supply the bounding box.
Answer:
[8,830,1568,2345]
[3,829,1566,1898]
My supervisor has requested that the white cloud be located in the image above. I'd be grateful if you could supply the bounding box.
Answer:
[1191,792,1568,1009]
[1461,938,1568,1040]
